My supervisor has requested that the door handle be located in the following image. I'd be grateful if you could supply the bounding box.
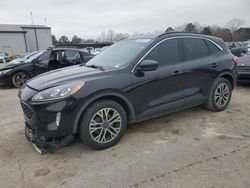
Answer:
[172,70,182,75]
[210,63,218,68]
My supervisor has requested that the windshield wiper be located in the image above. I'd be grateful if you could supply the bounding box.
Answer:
[84,64,105,70]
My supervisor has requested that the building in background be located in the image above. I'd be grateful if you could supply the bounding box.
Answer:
[0,24,52,55]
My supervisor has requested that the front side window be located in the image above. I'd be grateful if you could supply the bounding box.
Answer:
[182,38,209,61]
[38,50,51,61]
[143,38,180,66]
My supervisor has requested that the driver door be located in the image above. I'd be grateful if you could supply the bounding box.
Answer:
[33,49,52,76]
[131,38,189,120]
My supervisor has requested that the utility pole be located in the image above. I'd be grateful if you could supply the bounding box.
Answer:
[44,18,47,26]
[30,12,34,25]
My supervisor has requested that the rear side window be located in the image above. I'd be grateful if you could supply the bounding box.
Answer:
[182,38,209,61]
[62,50,81,64]
[144,38,180,66]
[205,40,221,55]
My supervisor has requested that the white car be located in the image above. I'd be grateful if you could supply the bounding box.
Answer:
[242,41,250,55]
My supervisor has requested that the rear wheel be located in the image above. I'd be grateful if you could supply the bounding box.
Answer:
[78,100,127,149]
[11,72,30,88]
[206,78,232,112]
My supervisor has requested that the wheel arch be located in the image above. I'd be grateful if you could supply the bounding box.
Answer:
[72,92,136,133]
[10,70,32,87]
[218,72,236,89]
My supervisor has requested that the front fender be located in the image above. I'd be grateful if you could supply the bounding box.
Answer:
[72,91,135,133]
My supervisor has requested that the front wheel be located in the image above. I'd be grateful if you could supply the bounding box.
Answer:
[78,100,127,149]
[206,78,232,112]
[11,72,30,88]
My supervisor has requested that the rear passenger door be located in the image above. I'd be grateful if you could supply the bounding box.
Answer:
[34,50,51,75]
[180,37,221,104]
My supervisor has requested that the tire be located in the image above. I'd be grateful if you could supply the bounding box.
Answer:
[78,100,127,150]
[11,72,30,88]
[206,78,232,112]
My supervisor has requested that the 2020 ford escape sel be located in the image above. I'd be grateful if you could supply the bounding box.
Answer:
[19,32,237,153]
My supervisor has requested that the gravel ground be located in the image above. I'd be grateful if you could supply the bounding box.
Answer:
[0,83,250,188]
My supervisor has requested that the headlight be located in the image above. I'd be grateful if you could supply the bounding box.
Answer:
[32,83,85,102]
[0,69,11,75]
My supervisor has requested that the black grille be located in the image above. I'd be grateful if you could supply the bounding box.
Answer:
[20,102,33,120]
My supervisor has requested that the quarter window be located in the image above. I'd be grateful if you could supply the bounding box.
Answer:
[182,38,209,61]
[143,38,180,66]
[205,40,221,55]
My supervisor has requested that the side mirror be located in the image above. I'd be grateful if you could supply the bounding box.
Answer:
[137,60,159,72]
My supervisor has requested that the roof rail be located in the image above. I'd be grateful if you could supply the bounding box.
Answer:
[157,31,206,38]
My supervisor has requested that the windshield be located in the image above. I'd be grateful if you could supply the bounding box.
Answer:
[24,50,46,63]
[21,51,39,61]
[86,38,152,68]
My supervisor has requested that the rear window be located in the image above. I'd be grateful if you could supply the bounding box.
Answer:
[182,38,209,61]
[205,40,221,55]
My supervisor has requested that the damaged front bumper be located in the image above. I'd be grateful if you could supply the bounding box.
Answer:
[25,124,74,154]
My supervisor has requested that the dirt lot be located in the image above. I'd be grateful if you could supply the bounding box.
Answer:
[0,83,250,188]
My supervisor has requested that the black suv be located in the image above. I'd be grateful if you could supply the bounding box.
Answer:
[0,48,94,88]
[19,32,237,153]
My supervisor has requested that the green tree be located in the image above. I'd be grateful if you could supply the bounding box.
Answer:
[201,27,212,35]
[52,35,58,45]
[165,27,174,33]
[184,23,197,32]
[58,35,69,43]
[71,35,82,43]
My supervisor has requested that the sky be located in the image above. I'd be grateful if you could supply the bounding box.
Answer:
[0,0,249,39]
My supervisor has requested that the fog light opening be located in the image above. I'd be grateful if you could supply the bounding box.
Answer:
[56,112,61,127]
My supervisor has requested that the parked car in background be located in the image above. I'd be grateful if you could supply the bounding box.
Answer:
[8,51,39,65]
[85,47,94,54]
[91,48,102,55]
[241,41,250,54]
[91,47,109,55]
[18,32,237,153]
[0,48,94,88]
[237,55,250,83]
[228,42,248,57]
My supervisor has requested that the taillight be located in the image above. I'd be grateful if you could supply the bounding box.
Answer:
[232,56,238,64]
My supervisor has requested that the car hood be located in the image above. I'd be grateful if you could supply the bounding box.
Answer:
[0,62,30,70]
[27,65,117,91]
[8,59,23,65]
[237,56,250,67]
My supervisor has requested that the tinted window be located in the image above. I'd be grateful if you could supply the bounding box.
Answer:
[62,50,81,64]
[144,39,180,65]
[38,50,51,61]
[182,38,209,61]
[205,40,220,55]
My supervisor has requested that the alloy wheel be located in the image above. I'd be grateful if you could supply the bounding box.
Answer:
[89,108,122,144]
[13,72,29,87]
[214,83,230,108]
